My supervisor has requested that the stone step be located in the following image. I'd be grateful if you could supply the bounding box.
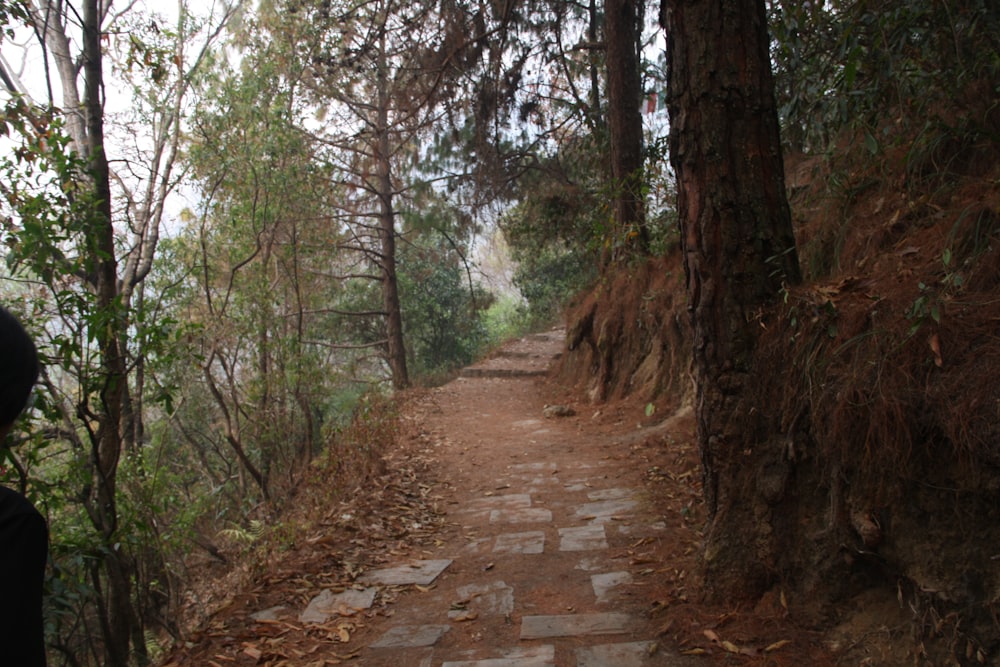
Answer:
[459,367,549,378]
[519,613,632,639]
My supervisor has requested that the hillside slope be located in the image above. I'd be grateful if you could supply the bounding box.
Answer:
[562,133,1000,663]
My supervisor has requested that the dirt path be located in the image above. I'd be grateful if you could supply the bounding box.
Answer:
[350,330,703,666]
[163,330,836,667]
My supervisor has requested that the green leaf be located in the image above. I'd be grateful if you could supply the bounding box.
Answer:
[864,131,878,155]
[844,56,859,88]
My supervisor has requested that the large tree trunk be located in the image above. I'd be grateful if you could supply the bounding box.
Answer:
[605,0,648,259]
[662,0,802,598]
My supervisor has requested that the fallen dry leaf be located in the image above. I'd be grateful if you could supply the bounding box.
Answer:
[765,639,793,652]
[721,639,741,653]
[242,645,263,660]
[929,333,943,367]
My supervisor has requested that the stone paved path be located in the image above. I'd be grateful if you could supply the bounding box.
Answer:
[293,330,702,667]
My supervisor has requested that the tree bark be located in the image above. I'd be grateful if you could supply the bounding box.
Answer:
[662,0,802,598]
[605,0,648,259]
[377,145,409,390]
[82,1,140,663]
[587,0,603,127]
[376,36,409,390]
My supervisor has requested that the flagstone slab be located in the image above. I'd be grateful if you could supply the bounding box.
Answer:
[587,487,640,501]
[575,641,658,667]
[441,645,556,667]
[574,499,639,523]
[299,587,377,623]
[493,531,546,554]
[250,605,289,622]
[461,366,548,378]
[360,559,452,586]
[519,613,631,639]
[575,556,609,572]
[618,520,667,533]
[490,507,553,523]
[564,481,597,492]
[455,580,515,616]
[591,572,633,603]
[558,525,608,551]
[466,494,533,510]
[370,624,451,648]
[462,537,492,554]
[509,462,559,472]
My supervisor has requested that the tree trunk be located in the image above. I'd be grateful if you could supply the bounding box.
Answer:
[587,0,603,126]
[377,163,408,389]
[605,0,648,259]
[662,0,802,598]
[30,1,87,153]
[82,0,140,662]
[376,38,409,390]
[257,236,275,490]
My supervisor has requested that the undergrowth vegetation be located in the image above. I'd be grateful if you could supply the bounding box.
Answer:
[170,390,400,636]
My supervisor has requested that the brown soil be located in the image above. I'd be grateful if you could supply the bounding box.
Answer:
[159,332,841,666]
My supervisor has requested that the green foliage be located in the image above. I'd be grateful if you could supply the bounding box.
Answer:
[218,519,266,545]
[904,248,967,337]
[498,122,677,322]
[0,109,91,279]
[399,234,490,383]
[111,12,179,86]
[643,134,681,257]
[481,293,532,347]
[499,135,606,323]
[771,0,1000,158]
[512,242,598,327]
